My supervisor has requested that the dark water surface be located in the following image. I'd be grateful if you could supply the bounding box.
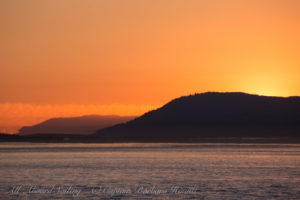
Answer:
[1,143,300,199]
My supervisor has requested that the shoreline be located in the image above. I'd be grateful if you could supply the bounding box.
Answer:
[1,134,300,144]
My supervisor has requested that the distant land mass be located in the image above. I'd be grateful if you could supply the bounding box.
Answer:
[96,92,300,137]
[19,115,135,135]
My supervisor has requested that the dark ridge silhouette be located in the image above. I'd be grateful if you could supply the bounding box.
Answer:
[19,115,135,135]
[96,92,300,137]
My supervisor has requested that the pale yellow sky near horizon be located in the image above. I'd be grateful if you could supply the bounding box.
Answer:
[1,0,300,133]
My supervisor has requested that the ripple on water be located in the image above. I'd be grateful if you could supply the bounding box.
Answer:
[0,143,300,199]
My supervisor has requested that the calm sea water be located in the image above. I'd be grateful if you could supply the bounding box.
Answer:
[0,143,300,199]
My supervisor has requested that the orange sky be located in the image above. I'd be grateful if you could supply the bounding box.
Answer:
[1,0,300,133]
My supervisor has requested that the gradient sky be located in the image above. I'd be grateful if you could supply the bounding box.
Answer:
[1,0,300,133]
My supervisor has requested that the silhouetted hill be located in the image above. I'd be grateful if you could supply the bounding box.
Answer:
[19,115,135,135]
[97,92,300,137]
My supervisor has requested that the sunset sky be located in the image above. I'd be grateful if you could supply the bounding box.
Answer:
[1,0,300,133]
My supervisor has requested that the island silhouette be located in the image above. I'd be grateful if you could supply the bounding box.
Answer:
[1,92,300,143]
[19,115,135,135]
[97,92,300,137]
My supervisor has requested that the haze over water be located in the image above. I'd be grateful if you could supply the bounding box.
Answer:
[1,143,300,199]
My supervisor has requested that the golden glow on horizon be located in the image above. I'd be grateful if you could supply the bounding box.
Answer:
[243,76,287,97]
[0,0,300,133]
[236,60,295,97]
